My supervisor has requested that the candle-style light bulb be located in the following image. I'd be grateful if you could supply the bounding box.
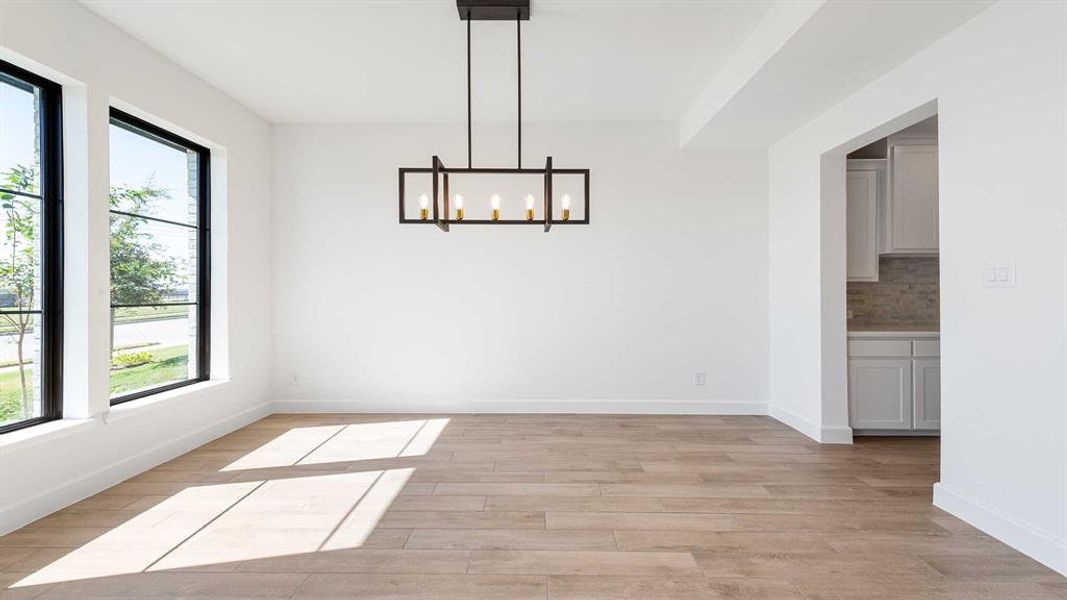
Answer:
[561,194,572,222]
[418,193,429,221]
[490,194,501,221]
[454,194,464,221]
[525,193,535,221]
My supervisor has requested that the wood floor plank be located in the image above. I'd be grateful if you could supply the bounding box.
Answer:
[660,497,845,515]
[292,573,546,599]
[694,553,948,583]
[922,555,1067,583]
[390,496,488,512]
[37,572,306,599]
[822,532,1020,556]
[796,581,1067,600]
[548,576,805,600]
[546,512,740,531]
[234,549,471,574]
[469,550,700,576]
[484,496,665,513]
[615,530,839,554]
[378,511,545,530]
[405,529,618,551]
[434,483,600,497]
[599,484,772,498]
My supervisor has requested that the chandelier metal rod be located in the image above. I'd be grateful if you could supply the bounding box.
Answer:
[465,9,523,170]
[517,10,522,169]
[467,12,472,169]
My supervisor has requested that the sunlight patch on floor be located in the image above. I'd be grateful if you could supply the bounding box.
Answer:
[151,469,412,569]
[14,481,262,587]
[220,425,343,471]
[299,420,436,465]
[12,418,448,588]
[400,418,450,458]
[322,467,413,551]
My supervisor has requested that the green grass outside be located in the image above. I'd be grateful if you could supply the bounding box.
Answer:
[0,305,188,335]
[0,366,35,425]
[0,344,189,424]
[109,344,189,397]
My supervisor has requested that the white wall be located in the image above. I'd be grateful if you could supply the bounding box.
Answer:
[271,122,768,414]
[768,1,1065,573]
[0,1,273,533]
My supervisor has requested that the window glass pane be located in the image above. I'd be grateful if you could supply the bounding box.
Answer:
[0,313,41,427]
[0,196,42,312]
[109,215,197,306]
[0,75,40,194]
[110,306,196,398]
[109,112,206,403]
[109,123,198,225]
[0,68,50,430]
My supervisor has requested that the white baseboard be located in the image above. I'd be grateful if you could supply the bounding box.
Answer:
[768,404,852,444]
[271,398,768,416]
[0,401,272,535]
[934,482,1067,576]
[819,425,853,444]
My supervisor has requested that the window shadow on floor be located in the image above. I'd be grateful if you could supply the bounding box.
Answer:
[3,416,451,592]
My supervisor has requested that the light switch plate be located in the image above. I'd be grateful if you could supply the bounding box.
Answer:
[983,261,1016,288]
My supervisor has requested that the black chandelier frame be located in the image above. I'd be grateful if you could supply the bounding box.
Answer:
[397,0,591,232]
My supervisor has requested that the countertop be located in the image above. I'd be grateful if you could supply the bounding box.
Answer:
[848,324,939,338]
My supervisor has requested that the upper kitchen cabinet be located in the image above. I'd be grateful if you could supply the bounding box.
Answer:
[846,167,880,282]
[886,143,939,254]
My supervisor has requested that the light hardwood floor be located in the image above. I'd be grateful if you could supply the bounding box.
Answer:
[1,414,1064,599]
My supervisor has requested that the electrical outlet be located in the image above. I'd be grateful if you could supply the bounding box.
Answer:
[694,371,706,386]
[289,373,300,385]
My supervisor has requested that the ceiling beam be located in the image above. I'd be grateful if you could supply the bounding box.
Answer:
[679,0,823,148]
[679,0,993,150]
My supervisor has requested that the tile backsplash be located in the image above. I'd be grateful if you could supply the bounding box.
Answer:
[847,256,939,326]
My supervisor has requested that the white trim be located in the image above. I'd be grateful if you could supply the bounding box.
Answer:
[768,404,852,444]
[0,418,96,454]
[768,404,820,441]
[846,158,887,171]
[105,380,232,424]
[934,482,1067,576]
[853,429,938,437]
[0,401,271,535]
[271,398,768,416]
[819,425,853,444]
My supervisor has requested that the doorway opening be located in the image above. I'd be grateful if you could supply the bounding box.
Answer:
[843,114,940,437]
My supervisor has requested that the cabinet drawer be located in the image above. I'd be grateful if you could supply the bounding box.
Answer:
[913,339,940,357]
[848,339,912,357]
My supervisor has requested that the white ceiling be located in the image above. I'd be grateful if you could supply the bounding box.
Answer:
[81,0,774,124]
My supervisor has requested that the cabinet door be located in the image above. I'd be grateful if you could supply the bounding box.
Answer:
[849,359,913,430]
[913,358,941,430]
[846,170,879,281]
[888,144,938,253]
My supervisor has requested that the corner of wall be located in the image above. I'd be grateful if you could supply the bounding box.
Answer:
[934,482,1067,576]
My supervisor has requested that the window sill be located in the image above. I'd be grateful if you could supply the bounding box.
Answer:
[0,417,96,454]
[0,380,232,455]
[104,379,230,424]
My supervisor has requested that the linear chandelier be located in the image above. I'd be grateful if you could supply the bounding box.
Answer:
[398,0,590,232]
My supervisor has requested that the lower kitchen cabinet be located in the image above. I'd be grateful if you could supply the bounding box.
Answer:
[848,333,940,433]
[849,359,913,430]
[913,358,941,430]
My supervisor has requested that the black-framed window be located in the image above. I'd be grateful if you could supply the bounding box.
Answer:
[0,60,63,434]
[108,108,209,404]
